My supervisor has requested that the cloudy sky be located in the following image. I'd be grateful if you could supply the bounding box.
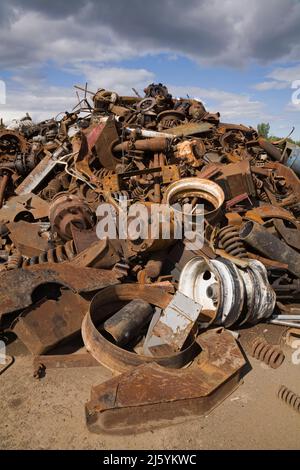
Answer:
[0,0,300,138]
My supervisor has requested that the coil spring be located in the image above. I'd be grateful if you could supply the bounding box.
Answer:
[250,337,285,369]
[22,240,77,267]
[40,176,62,200]
[217,225,248,258]
[259,191,269,203]
[278,386,300,414]
[7,250,22,270]
[131,185,146,199]
[110,190,131,201]
[95,168,115,179]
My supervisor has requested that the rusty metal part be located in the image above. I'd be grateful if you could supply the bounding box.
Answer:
[21,239,77,266]
[258,137,282,161]
[217,225,248,258]
[214,160,256,200]
[0,193,49,222]
[69,238,121,269]
[283,327,300,348]
[164,177,225,223]
[278,386,300,414]
[113,137,170,155]
[81,283,205,374]
[94,117,120,170]
[240,221,300,278]
[157,110,186,131]
[7,221,50,257]
[40,175,62,200]
[49,193,95,241]
[0,172,10,208]
[102,299,153,347]
[33,354,102,374]
[273,218,300,251]
[6,250,22,270]
[245,205,296,224]
[165,121,214,137]
[0,263,120,321]
[0,129,29,157]
[137,255,164,283]
[174,140,201,167]
[12,289,89,354]
[85,328,246,434]
[249,337,285,369]
[15,147,67,196]
[264,162,300,205]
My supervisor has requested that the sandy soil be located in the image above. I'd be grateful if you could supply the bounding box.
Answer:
[0,337,299,450]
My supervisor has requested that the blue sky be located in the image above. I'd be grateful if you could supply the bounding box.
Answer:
[0,0,300,139]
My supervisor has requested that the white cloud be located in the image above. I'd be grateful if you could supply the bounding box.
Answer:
[70,65,155,95]
[1,1,300,69]
[0,66,155,125]
[169,85,268,124]
[254,64,300,91]
[253,81,288,91]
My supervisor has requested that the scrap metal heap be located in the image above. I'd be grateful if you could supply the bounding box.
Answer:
[1,83,300,432]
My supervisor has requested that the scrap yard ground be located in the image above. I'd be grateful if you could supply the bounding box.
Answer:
[0,338,299,450]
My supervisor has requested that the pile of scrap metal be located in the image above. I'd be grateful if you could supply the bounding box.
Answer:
[0,82,300,432]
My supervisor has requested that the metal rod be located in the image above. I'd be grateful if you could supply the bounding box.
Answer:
[268,319,300,328]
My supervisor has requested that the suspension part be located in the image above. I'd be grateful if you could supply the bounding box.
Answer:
[49,193,95,241]
[217,225,248,258]
[22,239,77,266]
[110,190,131,201]
[250,337,285,369]
[131,185,146,199]
[7,250,22,270]
[94,168,115,180]
[278,386,300,414]
[40,176,62,200]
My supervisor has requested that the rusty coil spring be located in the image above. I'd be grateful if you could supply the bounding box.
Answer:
[259,191,269,203]
[217,225,248,258]
[250,337,285,369]
[111,190,131,201]
[40,177,62,201]
[21,240,77,267]
[131,185,146,199]
[7,250,22,270]
[278,386,300,414]
[94,168,115,180]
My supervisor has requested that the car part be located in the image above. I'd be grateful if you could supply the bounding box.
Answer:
[178,256,276,327]
[278,385,300,414]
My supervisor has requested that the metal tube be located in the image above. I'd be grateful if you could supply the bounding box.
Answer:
[240,221,300,278]
[271,315,300,321]
[268,320,300,328]
[102,299,153,346]
[126,127,175,138]
[258,137,282,161]
[113,137,169,154]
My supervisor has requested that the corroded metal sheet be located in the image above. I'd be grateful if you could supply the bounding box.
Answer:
[85,328,246,434]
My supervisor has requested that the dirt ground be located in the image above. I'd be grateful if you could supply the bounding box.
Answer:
[0,336,299,450]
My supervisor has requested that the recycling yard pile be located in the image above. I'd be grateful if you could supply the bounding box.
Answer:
[0,82,300,433]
